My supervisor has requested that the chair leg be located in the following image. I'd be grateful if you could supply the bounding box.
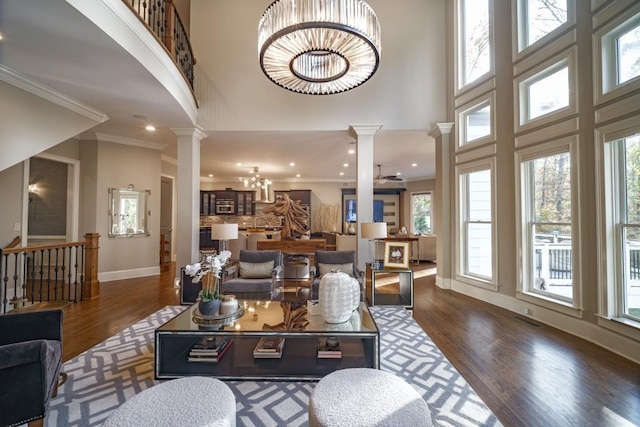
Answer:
[53,372,68,398]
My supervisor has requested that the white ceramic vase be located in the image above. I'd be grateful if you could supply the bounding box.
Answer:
[318,271,360,323]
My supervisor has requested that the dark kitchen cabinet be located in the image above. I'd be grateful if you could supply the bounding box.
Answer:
[236,191,255,216]
[200,191,216,215]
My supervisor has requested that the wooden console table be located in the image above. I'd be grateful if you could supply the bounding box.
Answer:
[256,239,326,253]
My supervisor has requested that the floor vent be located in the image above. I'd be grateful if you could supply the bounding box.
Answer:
[513,315,543,328]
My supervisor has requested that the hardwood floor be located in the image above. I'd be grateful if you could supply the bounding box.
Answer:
[59,262,640,427]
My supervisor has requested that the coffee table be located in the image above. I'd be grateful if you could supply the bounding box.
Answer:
[155,301,380,381]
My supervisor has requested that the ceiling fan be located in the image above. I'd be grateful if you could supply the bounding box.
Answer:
[374,164,404,185]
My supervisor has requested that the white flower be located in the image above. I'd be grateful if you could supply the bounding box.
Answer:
[184,250,233,299]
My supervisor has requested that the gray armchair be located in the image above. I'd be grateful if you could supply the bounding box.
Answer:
[219,249,283,299]
[0,308,64,427]
[310,250,364,300]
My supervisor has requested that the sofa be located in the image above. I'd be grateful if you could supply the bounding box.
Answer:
[309,250,364,300]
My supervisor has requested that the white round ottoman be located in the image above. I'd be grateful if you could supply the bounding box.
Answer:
[103,376,236,427]
[308,368,432,427]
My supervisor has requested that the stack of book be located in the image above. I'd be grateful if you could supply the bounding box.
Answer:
[253,337,285,359]
[187,336,232,363]
[317,338,342,359]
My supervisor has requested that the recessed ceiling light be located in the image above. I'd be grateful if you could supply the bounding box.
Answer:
[412,163,418,167]
[348,149,355,155]
[343,163,349,167]
[295,174,301,178]
[145,125,156,131]
[237,163,243,167]
[339,172,345,176]
[0,33,4,41]
[396,172,401,176]
[290,162,295,167]
[208,174,213,178]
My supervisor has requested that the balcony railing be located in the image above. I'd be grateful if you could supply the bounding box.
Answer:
[0,233,100,313]
[124,0,195,89]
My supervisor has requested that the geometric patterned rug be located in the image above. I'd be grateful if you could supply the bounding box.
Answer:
[47,305,501,426]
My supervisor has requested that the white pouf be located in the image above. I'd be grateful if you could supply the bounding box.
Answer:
[103,376,236,427]
[308,368,432,427]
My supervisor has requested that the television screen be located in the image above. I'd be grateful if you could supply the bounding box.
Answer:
[344,199,384,223]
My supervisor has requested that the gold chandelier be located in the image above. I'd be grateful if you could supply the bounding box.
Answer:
[258,0,381,95]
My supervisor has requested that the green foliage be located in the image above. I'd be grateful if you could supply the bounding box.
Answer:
[412,193,432,234]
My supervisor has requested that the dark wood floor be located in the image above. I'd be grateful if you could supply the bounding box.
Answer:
[60,263,640,427]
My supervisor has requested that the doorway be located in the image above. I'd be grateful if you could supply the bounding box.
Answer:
[160,175,174,271]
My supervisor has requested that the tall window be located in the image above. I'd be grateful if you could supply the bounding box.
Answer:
[521,0,568,50]
[524,62,569,121]
[600,13,640,95]
[458,0,491,88]
[522,150,573,302]
[608,132,640,322]
[411,192,432,234]
[460,168,493,281]
[617,23,640,85]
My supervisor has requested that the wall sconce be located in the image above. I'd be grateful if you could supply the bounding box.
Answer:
[28,184,39,194]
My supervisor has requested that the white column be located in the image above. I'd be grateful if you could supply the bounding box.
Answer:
[172,126,207,278]
[431,123,454,289]
[349,124,382,271]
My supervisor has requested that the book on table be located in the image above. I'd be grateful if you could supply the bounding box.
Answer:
[187,337,232,362]
[253,337,285,359]
[317,338,342,359]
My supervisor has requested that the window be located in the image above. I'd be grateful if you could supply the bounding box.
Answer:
[525,63,569,120]
[411,192,432,235]
[458,0,492,88]
[599,11,640,96]
[603,131,640,324]
[457,94,495,148]
[457,159,497,288]
[519,144,577,306]
[516,0,568,52]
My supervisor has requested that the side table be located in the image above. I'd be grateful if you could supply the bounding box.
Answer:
[365,265,413,309]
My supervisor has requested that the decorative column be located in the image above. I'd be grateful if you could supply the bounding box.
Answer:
[349,124,382,271]
[173,126,207,279]
[431,123,454,289]
[83,233,100,299]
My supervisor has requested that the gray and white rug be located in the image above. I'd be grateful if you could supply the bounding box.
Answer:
[47,306,501,426]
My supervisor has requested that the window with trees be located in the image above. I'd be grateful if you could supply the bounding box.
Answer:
[516,0,569,52]
[524,61,569,121]
[520,147,576,304]
[457,94,495,148]
[600,12,640,95]
[459,164,494,284]
[457,0,491,89]
[411,192,432,235]
[603,131,640,324]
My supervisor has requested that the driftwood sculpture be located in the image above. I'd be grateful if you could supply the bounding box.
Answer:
[262,301,309,331]
[262,194,309,240]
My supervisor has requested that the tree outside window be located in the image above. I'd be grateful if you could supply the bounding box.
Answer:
[412,192,432,235]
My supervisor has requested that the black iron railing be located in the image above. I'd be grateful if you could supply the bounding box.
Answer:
[125,0,195,89]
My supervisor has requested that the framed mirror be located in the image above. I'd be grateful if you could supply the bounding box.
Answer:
[108,186,151,237]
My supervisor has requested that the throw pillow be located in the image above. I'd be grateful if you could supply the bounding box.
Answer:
[239,260,275,279]
[318,263,354,277]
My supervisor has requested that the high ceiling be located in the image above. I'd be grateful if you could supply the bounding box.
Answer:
[0,0,448,182]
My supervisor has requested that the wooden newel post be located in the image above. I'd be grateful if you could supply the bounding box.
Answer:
[83,233,100,299]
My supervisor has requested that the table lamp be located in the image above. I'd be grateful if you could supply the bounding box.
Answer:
[211,223,238,253]
[361,222,387,268]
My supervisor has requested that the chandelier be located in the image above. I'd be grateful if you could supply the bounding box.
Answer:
[258,0,381,95]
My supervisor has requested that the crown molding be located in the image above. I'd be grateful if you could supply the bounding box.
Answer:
[79,132,166,151]
[0,65,109,123]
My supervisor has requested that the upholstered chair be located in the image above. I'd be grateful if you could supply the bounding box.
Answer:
[310,250,364,300]
[219,250,283,299]
[0,308,64,427]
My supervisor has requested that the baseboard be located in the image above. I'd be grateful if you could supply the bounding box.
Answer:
[449,279,640,365]
[435,275,451,289]
[99,266,160,282]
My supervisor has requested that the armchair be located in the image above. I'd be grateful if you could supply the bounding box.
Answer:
[0,308,64,426]
[310,250,364,300]
[219,250,283,299]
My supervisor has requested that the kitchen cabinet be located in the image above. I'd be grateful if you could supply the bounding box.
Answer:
[200,191,216,215]
[214,190,236,215]
[236,191,255,216]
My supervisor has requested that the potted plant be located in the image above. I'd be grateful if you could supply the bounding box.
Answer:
[185,250,232,316]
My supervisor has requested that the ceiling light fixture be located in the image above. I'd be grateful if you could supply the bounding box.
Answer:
[258,0,381,95]
[145,125,156,131]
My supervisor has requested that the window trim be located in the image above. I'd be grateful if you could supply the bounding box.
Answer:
[515,135,582,317]
[514,47,578,134]
[454,0,495,95]
[595,117,640,340]
[456,157,498,290]
[410,191,433,235]
[512,0,575,61]
[456,92,496,151]
[593,6,640,105]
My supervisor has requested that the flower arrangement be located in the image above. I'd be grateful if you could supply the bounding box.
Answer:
[185,250,232,301]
